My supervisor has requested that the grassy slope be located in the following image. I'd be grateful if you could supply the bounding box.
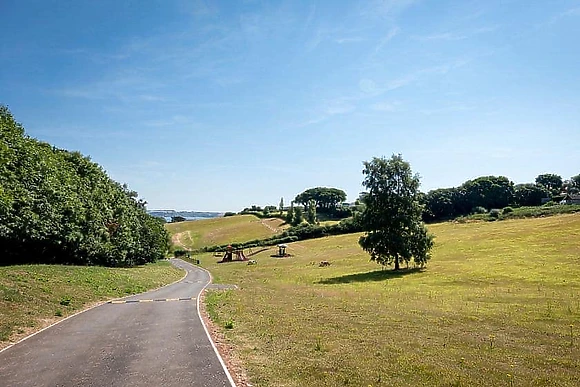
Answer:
[0,261,183,347]
[166,214,286,250]
[200,213,580,386]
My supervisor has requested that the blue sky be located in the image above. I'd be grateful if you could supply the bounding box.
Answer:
[2,0,579,212]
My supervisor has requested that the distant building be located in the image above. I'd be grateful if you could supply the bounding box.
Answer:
[561,194,580,205]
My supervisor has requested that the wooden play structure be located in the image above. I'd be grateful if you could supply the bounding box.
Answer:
[219,245,248,263]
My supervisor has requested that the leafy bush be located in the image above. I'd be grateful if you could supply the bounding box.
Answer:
[543,201,559,207]
[472,206,487,214]
[223,212,236,217]
[489,209,501,219]
[0,106,169,267]
[502,206,514,214]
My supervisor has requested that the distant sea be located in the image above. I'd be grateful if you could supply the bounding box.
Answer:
[162,216,210,222]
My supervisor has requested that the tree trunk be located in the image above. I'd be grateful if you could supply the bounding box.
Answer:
[394,257,400,271]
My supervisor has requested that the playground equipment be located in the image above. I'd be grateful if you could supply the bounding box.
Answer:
[271,243,291,258]
[219,245,248,263]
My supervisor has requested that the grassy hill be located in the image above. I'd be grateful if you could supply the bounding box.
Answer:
[197,213,580,386]
[166,214,287,251]
[0,261,183,349]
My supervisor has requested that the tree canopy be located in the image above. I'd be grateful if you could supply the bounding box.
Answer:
[294,187,346,213]
[535,174,563,194]
[0,106,169,266]
[358,155,433,270]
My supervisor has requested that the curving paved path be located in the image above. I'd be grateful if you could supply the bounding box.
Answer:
[0,259,234,387]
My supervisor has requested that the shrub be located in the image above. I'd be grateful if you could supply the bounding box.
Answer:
[489,209,501,219]
[223,212,236,217]
[543,201,559,207]
[173,249,189,258]
[472,206,487,214]
[502,206,514,214]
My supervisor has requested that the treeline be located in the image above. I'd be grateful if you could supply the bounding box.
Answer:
[422,174,579,222]
[0,106,169,266]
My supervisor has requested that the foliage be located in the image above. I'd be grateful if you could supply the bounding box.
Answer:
[285,201,295,224]
[306,199,317,224]
[473,206,488,214]
[0,106,169,266]
[279,197,284,211]
[535,173,563,194]
[291,207,304,226]
[358,155,434,270]
[223,212,236,217]
[294,187,347,213]
[513,183,551,207]
[502,206,514,214]
[171,216,187,223]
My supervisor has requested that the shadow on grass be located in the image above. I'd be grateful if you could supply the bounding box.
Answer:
[317,267,424,284]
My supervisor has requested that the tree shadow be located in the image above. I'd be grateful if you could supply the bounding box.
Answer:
[317,267,424,284]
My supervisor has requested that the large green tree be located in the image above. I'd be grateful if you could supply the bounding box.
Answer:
[294,187,346,213]
[358,155,434,270]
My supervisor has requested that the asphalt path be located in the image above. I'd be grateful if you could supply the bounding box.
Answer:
[0,259,234,387]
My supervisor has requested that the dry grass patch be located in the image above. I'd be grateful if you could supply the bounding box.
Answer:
[200,214,580,386]
[166,215,287,250]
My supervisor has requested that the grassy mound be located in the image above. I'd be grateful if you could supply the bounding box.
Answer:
[166,214,287,251]
[199,213,580,386]
[0,260,183,347]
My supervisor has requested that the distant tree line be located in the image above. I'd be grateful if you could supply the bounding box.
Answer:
[0,106,169,266]
[421,173,580,222]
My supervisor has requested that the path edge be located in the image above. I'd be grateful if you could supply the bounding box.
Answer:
[192,262,237,387]
[0,260,188,354]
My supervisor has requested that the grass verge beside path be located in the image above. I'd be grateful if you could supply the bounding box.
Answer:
[200,213,580,386]
[0,260,183,348]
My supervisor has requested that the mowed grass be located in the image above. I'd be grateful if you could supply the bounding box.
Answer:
[199,214,580,386]
[0,260,183,347]
[166,214,286,250]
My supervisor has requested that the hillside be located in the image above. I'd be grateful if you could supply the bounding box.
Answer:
[199,213,580,386]
[166,214,287,251]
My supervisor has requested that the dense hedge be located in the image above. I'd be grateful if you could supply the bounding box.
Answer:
[0,106,169,266]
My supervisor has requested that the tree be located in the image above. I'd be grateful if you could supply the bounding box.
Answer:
[513,184,550,206]
[535,174,563,194]
[563,175,580,194]
[358,155,434,270]
[459,176,514,212]
[294,187,347,213]
[279,197,284,212]
[286,201,295,224]
[306,199,317,224]
[292,207,304,226]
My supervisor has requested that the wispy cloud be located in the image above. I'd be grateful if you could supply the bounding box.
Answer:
[374,26,400,53]
[413,25,498,42]
[544,6,580,25]
[371,101,401,112]
[414,32,466,41]
[361,0,419,19]
[297,99,356,127]
[335,37,365,44]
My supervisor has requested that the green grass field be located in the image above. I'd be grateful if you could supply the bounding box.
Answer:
[198,213,580,386]
[0,260,183,347]
[166,214,286,250]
